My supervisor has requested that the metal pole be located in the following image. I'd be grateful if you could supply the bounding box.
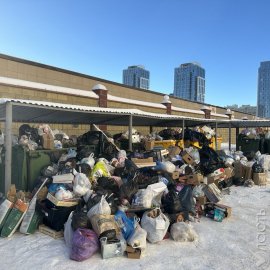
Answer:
[215,122,218,150]
[5,101,12,197]
[150,126,153,134]
[236,127,239,137]
[182,120,185,143]
[229,122,232,151]
[129,115,132,150]
[90,124,94,131]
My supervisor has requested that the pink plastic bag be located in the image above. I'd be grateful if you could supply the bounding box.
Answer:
[70,229,99,262]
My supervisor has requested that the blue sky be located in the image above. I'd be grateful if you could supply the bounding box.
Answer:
[1,0,269,108]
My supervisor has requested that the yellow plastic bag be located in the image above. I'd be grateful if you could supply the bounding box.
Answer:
[90,160,110,182]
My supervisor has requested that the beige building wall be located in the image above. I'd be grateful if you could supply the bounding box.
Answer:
[0,55,259,144]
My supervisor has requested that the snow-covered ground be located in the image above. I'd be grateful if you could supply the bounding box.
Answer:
[0,185,269,270]
[221,143,236,150]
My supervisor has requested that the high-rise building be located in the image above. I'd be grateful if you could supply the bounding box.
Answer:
[122,65,150,90]
[173,62,205,102]
[257,61,270,118]
[227,104,257,115]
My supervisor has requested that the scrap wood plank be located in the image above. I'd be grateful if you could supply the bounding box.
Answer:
[39,224,63,239]
[93,124,121,151]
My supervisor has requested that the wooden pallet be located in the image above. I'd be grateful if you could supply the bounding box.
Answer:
[39,224,63,239]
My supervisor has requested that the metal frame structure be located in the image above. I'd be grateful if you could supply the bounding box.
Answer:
[1,98,270,196]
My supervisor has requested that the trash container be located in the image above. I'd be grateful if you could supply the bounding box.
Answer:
[118,139,145,151]
[236,137,261,152]
[27,148,76,192]
[0,145,28,196]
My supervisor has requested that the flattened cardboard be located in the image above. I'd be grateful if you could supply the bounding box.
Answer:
[243,166,253,180]
[253,172,266,186]
[225,168,233,178]
[52,174,74,184]
[206,172,225,184]
[131,157,155,168]
[182,151,195,165]
[41,134,54,149]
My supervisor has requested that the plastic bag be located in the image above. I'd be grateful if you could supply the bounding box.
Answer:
[81,153,95,169]
[71,212,91,231]
[54,140,62,149]
[252,162,264,173]
[97,177,119,194]
[178,185,196,215]
[127,218,147,250]
[119,179,139,203]
[132,189,152,208]
[243,151,256,161]
[73,173,91,196]
[161,189,182,214]
[55,187,73,200]
[27,140,38,150]
[192,185,205,197]
[259,155,270,171]
[70,229,99,262]
[170,222,198,242]
[41,163,58,177]
[141,208,170,243]
[115,210,135,240]
[146,182,167,206]
[87,196,111,220]
[64,211,74,248]
[0,132,4,145]
[59,148,77,163]
[118,150,127,159]
[161,161,175,174]
[90,160,110,181]
[244,179,254,188]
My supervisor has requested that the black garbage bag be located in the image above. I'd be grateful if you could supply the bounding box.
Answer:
[143,150,162,162]
[172,159,185,167]
[97,177,120,193]
[233,177,245,186]
[54,133,64,141]
[199,146,225,175]
[174,133,182,140]
[159,129,175,140]
[178,185,196,215]
[162,172,176,186]
[71,212,92,231]
[252,162,264,173]
[119,180,138,203]
[134,168,159,189]
[218,177,234,189]
[161,189,182,214]
[107,197,119,215]
[76,163,92,177]
[77,148,94,161]
[86,189,113,211]
[65,158,77,168]
[114,167,125,178]
[243,151,256,161]
[34,176,53,188]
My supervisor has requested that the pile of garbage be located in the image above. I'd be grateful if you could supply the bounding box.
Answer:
[0,123,268,262]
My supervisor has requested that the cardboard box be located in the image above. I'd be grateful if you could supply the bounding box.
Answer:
[145,141,154,150]
[131,157,156,168]
[234,162,242,178]
[215,203,232,218]
[41,134,54,149]
[195,196,208,205]
[168,146,181,158]
[7,184,16,203]
[202,184,220,203]
[206,172,225,184]
[253,172,266,186]
[225,168,233,178]
[170,171,180,180]
[243,166,253,180]
[182,151,195,165]
[52,174,74,184]
[187,174,203,185]
[46,193,79,207]
[126,246,141,259]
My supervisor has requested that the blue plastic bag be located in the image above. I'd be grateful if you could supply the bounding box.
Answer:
[48,183,68,193]
[115,211,134,240]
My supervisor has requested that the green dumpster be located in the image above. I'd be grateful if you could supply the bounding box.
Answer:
[0,145,28,195]
[118,139,145,151]
[27,148,76,192]
[236,137,261,152]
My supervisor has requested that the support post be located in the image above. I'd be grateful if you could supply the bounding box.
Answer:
[150,126,153,133]
[229,122,232,151]
[215,122,218,150]
[129,115,133,150]
[5,102,12,197]
[182,120,185,142]
[90,124,94,131]
[236,127,239,137]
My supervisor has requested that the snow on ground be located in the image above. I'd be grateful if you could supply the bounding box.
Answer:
[0,185,270,270]
[221,143,236,150]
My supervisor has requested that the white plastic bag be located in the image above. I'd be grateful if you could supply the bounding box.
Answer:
[170,222,198,242]
[127,218,147,250]
[259,155,270,171]
[118,150,127,159]
[54,140,62,149]
[160,161,175,174]
[55,187,73,200]
[0,132,4,145]
[58,148,77,163]
[87,196,111,220]
[265,131,270,139]
[64,211,74,248]
[132,189,152,208]
[81,153,95,169]
[192,185,205,197]
[73,173,91,196]
[146,182,167,205]
[141,208,169,243]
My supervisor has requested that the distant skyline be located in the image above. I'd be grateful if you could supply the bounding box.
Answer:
[1,0,270,108]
